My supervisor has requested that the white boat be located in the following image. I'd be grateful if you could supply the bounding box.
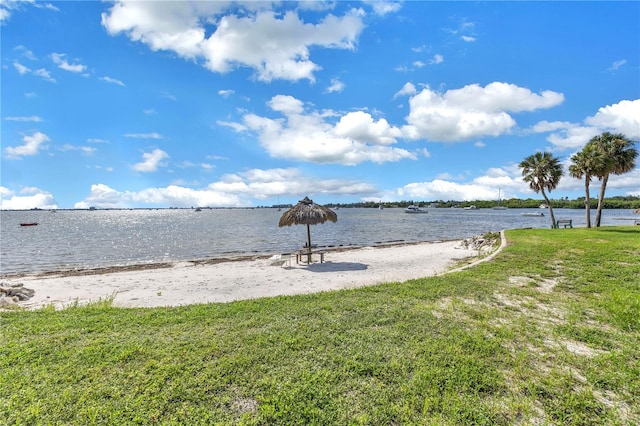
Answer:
[493,189,508,210]
[463,205,478,210]
[539,204,549,209]
[404,205,428,214]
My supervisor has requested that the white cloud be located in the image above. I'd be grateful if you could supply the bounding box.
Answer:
[608,59,626,71]
[59,144,97,155]
[364,1,401,16]
[1,1,58,26]
[51,53,87,73]
[4,131,50,158]
[4,116,42,122]
[325,78,345,93]
[429,54,443,64]
[393,82,417,98]
[13,61,30,74]
[395,167,524,201]
[334,111,402,145]
[101,2,366,82]
[33,68,56,83]
[402,82,564,142]
[584,99,640,139]
[546,124,599,150]
[0,186,58,210]
[124,132,162,139]
[461,35,476,42]
[100,76,125,86]
[87,138,110,144]
[218,89,235,98]
[532,99,640,150]
[73,168,376,208]
[236,95,414,165]
[133,148,170,172]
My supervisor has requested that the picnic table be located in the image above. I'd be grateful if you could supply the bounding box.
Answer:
[296,249,326,264]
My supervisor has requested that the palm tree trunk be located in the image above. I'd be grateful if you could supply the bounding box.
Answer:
[542,190,557,228]
[584,178,591,228]
[595,174,609,227]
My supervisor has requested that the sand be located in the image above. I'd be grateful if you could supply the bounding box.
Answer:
[1,240,489,310]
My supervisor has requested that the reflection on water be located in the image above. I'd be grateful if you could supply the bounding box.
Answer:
[1,208,635,274]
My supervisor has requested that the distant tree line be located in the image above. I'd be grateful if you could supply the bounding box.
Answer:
[326,196,640,211]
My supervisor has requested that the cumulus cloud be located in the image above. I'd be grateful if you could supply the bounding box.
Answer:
[4,131,50,158]
[13,61,30,74]
[101,2,366,82]
[51,53,87,73]
[394,82,417,98]
[234,94,414,165]
[33,68,56,83]
[73,168,376,208]
[538,122,599,151]
[584,99,640,139]
[325,78,345,93]
[364,1,402,16]
[133,148,169,172]
[218,89,235,98]
[429,54,443,64]
[532,99,640,150]
[0,186,58,210]
[402,82,564,142]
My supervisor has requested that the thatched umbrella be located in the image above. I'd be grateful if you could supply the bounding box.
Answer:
[278,196,338,251]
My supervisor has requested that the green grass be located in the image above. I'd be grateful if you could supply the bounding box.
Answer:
[1,227,639,425]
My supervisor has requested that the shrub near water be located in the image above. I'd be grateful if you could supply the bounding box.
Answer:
[1,227,639,425]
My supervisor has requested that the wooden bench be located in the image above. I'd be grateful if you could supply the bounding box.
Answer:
[296,249,325,264]
[556,219,573,229]
[634,220,640,226]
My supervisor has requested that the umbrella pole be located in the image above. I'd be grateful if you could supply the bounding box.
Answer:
[306,224,312,263]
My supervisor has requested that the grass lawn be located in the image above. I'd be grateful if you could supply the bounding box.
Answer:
[1,227,639,425]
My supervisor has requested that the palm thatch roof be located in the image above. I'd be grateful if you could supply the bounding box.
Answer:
[278,196,337,227]
[278,197,338,251]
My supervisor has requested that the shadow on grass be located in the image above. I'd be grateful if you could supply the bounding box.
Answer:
[593,227,640,234]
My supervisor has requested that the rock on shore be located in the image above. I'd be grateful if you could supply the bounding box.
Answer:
[0,283,35,307]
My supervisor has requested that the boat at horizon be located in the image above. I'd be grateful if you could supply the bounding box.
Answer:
[20,222,39,227]
[404,205,428,214]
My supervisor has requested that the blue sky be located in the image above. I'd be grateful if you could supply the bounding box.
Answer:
[1,1,639,209]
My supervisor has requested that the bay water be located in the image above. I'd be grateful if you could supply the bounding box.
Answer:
[1,207,635,274]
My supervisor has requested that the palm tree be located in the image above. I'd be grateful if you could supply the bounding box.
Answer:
[519,152,564,228]
[588,133,638,227]
[569,144,608,228]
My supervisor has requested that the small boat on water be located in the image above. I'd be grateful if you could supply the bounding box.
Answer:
[463,205,478,210]
[20,222,39,226]
[404,205,428,214]
[522,212,544,217]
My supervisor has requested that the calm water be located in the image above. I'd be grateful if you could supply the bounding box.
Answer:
[1,207,636,274]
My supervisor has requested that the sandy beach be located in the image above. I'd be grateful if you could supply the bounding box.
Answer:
[1,240,492,310]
